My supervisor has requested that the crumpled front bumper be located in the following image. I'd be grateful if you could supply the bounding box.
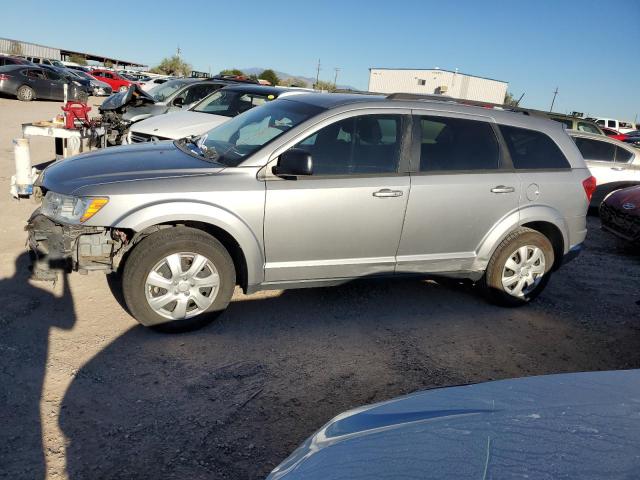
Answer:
[25,210,118,281]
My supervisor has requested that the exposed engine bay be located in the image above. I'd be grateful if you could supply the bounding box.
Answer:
[99,85,157,145]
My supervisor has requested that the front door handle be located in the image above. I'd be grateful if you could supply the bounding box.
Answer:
[373,189,403,198]
[491,185,515,194]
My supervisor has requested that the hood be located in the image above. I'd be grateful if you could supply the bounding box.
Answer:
[131,110,231,139]
[39,142,223,195]
[122,103,169,123]
[99,84,156,112]
[604,185,640,214]
[269,370,640,480]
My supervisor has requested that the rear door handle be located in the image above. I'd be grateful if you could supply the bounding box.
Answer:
[491,185,515,194]
[373,189,403,198]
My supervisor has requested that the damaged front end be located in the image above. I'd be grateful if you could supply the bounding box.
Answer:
[99,85,157,145]
[26,211,127,282]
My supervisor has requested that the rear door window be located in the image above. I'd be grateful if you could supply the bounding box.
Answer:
[418,116,500,171]
[573,137,616,162]
[615,146,633,163]
[500,125,570,169]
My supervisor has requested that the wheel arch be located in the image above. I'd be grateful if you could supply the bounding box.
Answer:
[114,202,264,290]
[474,206,569,271]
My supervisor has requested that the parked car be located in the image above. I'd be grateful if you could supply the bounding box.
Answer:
[595,118,636,134]
[569,131,640,205]
[268,370,640,480]
[39,64,93,96]
[27,93,593,331]
[71,70,112,96]
[139,76,174,92]
[99,78,252,144]
[623,130,640,148]
[90,68,136,92]
[0,64,87,102]
[127,85,310,143]
[600,185,640,243]
[20,56,66,68]
[549,114,604,134]
[0,55,33,67]
[600,127,628,141]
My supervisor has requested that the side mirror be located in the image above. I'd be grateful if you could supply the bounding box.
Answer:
[273,148,313,178]
[173,97,184,107]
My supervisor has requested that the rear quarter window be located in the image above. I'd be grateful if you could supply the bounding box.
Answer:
[499,125,570,169]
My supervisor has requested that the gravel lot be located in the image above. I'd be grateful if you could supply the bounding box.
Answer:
[0,97,639,480]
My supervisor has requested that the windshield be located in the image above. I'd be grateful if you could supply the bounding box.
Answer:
[194,100,324,167]
[192,90,271,117]
[148,79,190,102]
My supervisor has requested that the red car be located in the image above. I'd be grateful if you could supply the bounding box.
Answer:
[90,69,135,92]
[600,185,640,243]
[601,127,628,142]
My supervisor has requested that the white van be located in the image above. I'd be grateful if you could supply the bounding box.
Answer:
[595,118,637,134]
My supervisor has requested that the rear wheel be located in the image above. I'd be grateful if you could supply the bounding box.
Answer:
[122,227,236,332]
[17,85,34,101]
[481,227,554,307]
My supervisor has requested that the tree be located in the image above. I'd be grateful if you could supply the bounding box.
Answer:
[8,40,22,56]
[280,77,308,88]
[504,91,519,106]
[219,69,245,76]
[69,54,87,66]
[314,80,337,92]
[151,55,192,77]
[104,60,114,68]
[259,69,279,86]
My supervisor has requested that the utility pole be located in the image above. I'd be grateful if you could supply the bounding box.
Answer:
[333,67,340,88]
[176,45,181,57]
[315,59,321,88]
[549,87,558,112]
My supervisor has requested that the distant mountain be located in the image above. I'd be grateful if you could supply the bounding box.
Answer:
[241,67,357,90]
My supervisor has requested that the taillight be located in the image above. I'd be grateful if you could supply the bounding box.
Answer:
[0,74,11,81]
[582,175,597,202]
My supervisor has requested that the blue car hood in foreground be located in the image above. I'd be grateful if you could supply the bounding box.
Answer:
[269,370,640,480]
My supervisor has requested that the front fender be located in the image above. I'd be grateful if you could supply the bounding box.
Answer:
[113,200,264,287]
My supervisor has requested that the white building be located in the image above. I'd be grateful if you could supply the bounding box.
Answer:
[368,68,508,104]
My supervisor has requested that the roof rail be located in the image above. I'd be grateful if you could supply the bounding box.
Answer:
[385,93,548,117]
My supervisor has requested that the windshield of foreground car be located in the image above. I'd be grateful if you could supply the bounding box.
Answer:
[148,79,190,102]
[195,100,324,167]
[192,90,270,117]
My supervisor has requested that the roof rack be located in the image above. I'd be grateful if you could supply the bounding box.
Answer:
[385,93,548,117]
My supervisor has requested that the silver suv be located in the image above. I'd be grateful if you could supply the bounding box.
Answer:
[27,93,594,331]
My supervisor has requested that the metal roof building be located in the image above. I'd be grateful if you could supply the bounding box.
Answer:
[368,68,508,104]
[0,37,146,68]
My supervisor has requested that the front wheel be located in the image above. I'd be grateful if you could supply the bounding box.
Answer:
[481,227,554,307]
[118,85,128,92]
[122,227,236,332]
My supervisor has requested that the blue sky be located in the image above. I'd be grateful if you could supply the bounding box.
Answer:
[3,0,639,120]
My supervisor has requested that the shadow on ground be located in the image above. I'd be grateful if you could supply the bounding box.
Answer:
[0,254,76,479]
[58,264,640,480]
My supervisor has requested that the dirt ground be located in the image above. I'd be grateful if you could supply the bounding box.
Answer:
[0,96,639,480]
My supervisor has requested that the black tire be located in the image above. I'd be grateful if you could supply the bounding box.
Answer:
[17,85,35,102]
[122,227,236,333]
[481,227,554,307]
